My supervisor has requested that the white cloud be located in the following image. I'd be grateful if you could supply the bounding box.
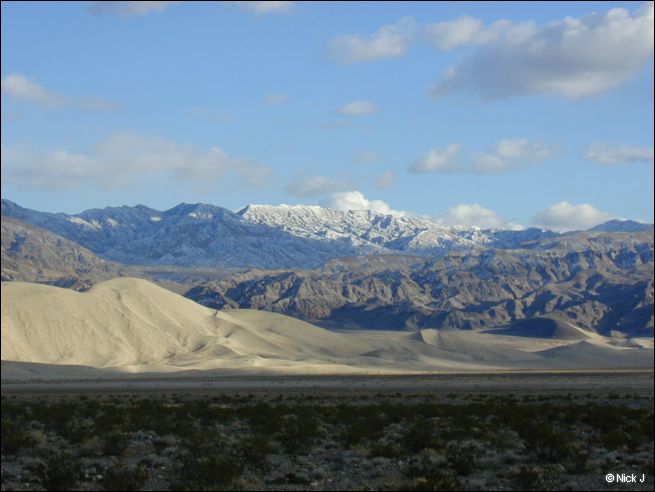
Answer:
[426,16,534,51]
[376,171,396,189]
[1,73,120,111]
[89,1,179,17]
[265,93,288,105]
[532,201,614,231]
[471,139,554,173]
[435,204,523,230]
[337,100,378,117]
[226,2,293,14]
[2,133,270,191]
[329,17,416,64]
[285,176,352,197]
[408,144,461,173]
[1,74,65,107]
[431,2,654,99]
[324,190,408,217]
[584,143,654,164]
[425,15,485,50]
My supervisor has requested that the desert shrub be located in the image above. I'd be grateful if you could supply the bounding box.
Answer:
[369,440,405,458]
[172,453,243,490]
[238,434,271,468]
[100,461,149,491]
[39,452,82,491]
[510,464,561,491]
[103,430,130,455]
[445,443,477,476]
[62,417,96,444]
[403,460,463,491]
[241,402,282,435]
[153,434,178,454]
[402,417,440,453]
[276,410,322,452]
[1,419,37,454]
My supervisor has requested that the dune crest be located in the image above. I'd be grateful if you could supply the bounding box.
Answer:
[1,278,652,379]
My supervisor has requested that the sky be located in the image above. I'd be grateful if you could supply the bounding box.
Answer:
[1,1,653,231]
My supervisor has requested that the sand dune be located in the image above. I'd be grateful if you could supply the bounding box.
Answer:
[483,316,594,340]
[1,278,652,379]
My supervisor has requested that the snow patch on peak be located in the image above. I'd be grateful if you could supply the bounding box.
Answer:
[188,211,213,220]
[67,216,102,230]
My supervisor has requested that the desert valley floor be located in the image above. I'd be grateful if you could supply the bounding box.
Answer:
[1,278,653,382]
[2,278,653,491]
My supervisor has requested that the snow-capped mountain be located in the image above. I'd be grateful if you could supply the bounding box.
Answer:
[1,200,354,268]
[238,204,474,253]
[237,204,559,254]
[1,199,648,269]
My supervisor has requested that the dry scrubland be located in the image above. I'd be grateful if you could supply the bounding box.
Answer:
[2,279,653,491]
[1,376,654,492]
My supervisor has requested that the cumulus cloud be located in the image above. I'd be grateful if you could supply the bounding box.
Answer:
[1,73,120,111]
[430,2,654,99]
[285,176,352,198]
[324,190,408,217]
[375,171,396,189]
[471,139,554,173]
[337,100,378,117]
[2,133,270,191]
[426,16,534,51]
[435,204,523,230]
[329,17,417,64]
[227,1,293,14]
[425,15,485,50]
[89,1,179,17]
[408,140,553,174]
[532,201,614,231]
[1,74,65,107]
[408,144,461,173]
[584,143,654,164]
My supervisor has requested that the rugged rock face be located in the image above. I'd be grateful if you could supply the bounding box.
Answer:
[185,231,654,337]
[1,217,130,289]
[238,204,560,253]
[2,200,565,269]
[0,200,354,269]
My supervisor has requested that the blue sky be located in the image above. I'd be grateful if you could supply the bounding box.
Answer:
[1,1,653,230]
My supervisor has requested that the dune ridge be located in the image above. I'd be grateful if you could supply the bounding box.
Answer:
[1,278,652,379]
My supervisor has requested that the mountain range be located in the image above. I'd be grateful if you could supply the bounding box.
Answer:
[5,199,647,269]
[185,231,654,337]
[2,199,653,337]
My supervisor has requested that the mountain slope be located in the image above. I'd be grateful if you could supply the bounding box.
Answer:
[3,200,651,270]
[1,200,356,269]
[185,231,654,337]
[238,204,560,253]
[591,219,654,233]
[1,216,130,289]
